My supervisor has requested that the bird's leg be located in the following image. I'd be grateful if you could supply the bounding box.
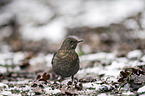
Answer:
[52,72,57,84]
[54,77,57,84]
[59,76,64,88]
[59,76,64,83]
[60,76,64,82]
[71,75,74,83]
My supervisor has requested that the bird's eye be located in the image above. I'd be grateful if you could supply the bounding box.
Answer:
[70,40,73,44]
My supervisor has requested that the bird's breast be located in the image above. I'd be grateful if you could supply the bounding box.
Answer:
[58,50,69,59]
[57,50,78,60]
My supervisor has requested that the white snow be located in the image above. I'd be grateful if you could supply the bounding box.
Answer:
[0,83,8,88]
[13,52,25,65]
[0,91,21,96]
[78,50,143,79]
[107,61,126,70]
[29,53,53,71]
[0,66,7,73]
[137,86,145,93]
[77,0,144,27]
[83,82,100,90]
[98,93,108,96]
[0,52,27,73]
[0,91,12,95]
[80,52,116,62]
[0,52,54,73]
[21,85,31,91]
[136,30,145,39]
[0,52,25,66]
[0,49,144,95]
[122,91,134,95]
[141,55,145,62]
[13,66,21,72]
[7,80,30,85]
[29,54,46,66]
[29,53,53,67]
[45,54,53,67]
[7,0,54,24]
[44,87,61,94]
[81,44,91,54]
[127,50,142,59]
[21,19,67,42]
[79,89,95,95]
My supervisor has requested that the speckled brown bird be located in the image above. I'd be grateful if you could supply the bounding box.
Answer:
[51,36,83,82]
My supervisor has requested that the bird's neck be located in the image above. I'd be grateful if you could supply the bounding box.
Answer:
[59,48,75,51]
[59,46,76,50]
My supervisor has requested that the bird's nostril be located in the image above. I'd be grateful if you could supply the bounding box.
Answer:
[77,40,83,43]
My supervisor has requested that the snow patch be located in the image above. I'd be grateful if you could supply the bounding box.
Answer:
[138,85,145,93]
[80,52,116,61]
[0,83,8,88]
[127,50,142,59]
[83,82,100,90]
[44,87,61,94]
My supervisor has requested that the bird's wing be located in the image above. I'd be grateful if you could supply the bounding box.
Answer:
[51,52,57,65]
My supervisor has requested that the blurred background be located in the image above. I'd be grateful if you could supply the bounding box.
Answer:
[0,0,144,54]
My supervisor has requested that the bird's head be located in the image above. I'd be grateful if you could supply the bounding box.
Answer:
[60,36,83,50]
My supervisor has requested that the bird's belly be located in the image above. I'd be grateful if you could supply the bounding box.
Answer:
[53,60,79,77]
[52,50,79,77]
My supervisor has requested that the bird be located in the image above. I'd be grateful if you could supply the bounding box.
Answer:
[51,36,83,82]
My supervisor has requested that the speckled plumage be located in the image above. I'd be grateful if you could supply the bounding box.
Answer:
[51,37,82,82]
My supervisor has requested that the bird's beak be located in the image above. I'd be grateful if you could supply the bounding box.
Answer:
[77,40,83,43]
